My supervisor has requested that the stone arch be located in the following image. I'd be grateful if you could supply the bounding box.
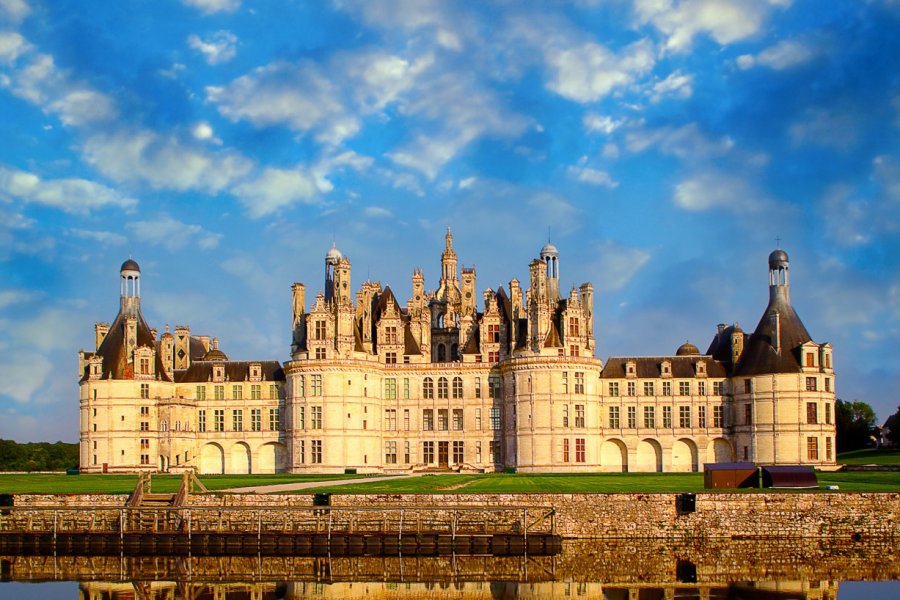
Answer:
[672,438,699,472]
[200,443,224,475]
[600,439,628,473]
[230,442,251,474]
[257,442,288,474]
[707,438,734,464]
[635,438,663,472]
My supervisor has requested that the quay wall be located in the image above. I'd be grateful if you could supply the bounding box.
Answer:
[9,492,900,540]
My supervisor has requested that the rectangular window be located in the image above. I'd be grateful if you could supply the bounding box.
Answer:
[251,408,261,431]
[575,404,585,427]
[140,357,150,375]
[563,438,570,462]
[713,405,723,428]
[609,406,620,428]
[806,402,818,424]
[311,440,322,464]
[825,378,831,392]
[385,351,397,364]
[140,454,149,465]
[575,372,585,394]
[196,386,206,400]
[474,377,481,398]
[453,441,464,464]
[698,381,706,396]
[310,374,323,396]
[807,436,819,460]
[314,320,326,340]
[384,326,398,344]
[643,406,655,428]
[744,404,752,425]
[403,378,410,399]
[140,406,149,416]
[214,409,224,432]
[488,350,499,363]
[404,409,410,431]
[251,384,261,400]
[490,441,500,463]
[562,404,569,427]
[423,409,434,431]
[232,410,243,432]
[404,441,411,464]
[438,378,448,399]
[385,441,398,464]
[662,381,672,396]
[315,346,326,359]
[311,406,322,429]
[385,409,397,431]
[679,381,690,396]
[698,405,707,428]
[679,406,691,428]
[140,438,149,450]
[232,385,242,400]
[825,403,832,425]
[806,377,817,392]
[214,385,224,401]
[140,383,149,399]
[385,378,397,399]
[475,408,482,430]
[438,409,449,431]
[423,441,435,463]
[562,372,569,393]
[198,410,206,432]
[627,406,636,428]
[488,323,500,343]
[713,381,724,395]
[299,440,305,464]
[826,437,833,461]
[269,408,279,431]
[608,382,619,396]
[452,377,463,399]
[627,381,636,396]
[662,406,672,428]
[452,409,463,431]
[475,441,482,463]
[643,381,655,396]
[489,375,501,399]
[806,353,815,367]
[575,438,585,463]
[569,344,579,357]
[744,379,751,394]
[298,406,305,429]
[490,407,501,430]
[423,378,434,399]
[270,384,278,399]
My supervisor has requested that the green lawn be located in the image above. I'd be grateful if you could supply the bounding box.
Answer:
[837,448,900,465]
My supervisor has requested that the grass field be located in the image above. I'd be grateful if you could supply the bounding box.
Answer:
[837,449,900,465]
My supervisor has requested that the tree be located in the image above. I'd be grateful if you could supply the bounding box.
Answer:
[835,399,877,453]
[885,406,900,447]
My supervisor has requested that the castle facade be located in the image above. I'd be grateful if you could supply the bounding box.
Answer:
[79,232,836,474]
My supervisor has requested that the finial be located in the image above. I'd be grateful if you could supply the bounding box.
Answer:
[775,236,781,249]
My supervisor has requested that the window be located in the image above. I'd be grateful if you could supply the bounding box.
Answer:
[403,409,410,431]
[825,403,832,425]
[806,377,817,392]
[627,382,636,396]
[474,377,481,398]
[140,406,150,416]
[662,381,672,396]
[488,324,500,342]
[438,409,449,431]
[232,385,242,400]
[698,381,706,396]
[452,409,463,431]
[743,379,751,394]
[563,439,570,462]
[575,404,585,427]
[385,378,397,399]
[311,440,322,463]
[713,405,723,428]
[385,352,397,364]
[315,348,326,360]
[490,407,501,430]
[562,404,569,427]
[140,358,150,375]
[569,345,579,357]
[269,408,279,431]
[214,385,224,400]
[140,454,149,465]
[575,438,585,463]
[744,404,752,425]
[713,381,724,395]
[251,384,261,400]
[490,441,500,463]
[679,406,691,428]
[562,372,569,393]
[385,409,397,431]
[807,436,819,460]
[452,377,463,399]
[423,377,434,399]
[297,376,306,396]
[475,408,482,430]
[384,326,398,344]
[609,406,620,428]
[270,384,278,399]
[488,351,499,363]
[806,353,815,367]
[140,384,149,399]
[662,406,672,428]
[196,386,206,400]
[423,409,434,431]
[609,382,620,396]
[568,317,579,337]
[489,375,501,399]
[643,406,655,429]
[453,441,464,464]
[404,441,411,464]
[310,375,323,396]
[574,372,584,394]
[627,406,636,428]
[806,402,818,424]
[385,441,398,464]
[233,410,243,432]
[475,441,482,463]
[298,441,305,464]
[698,405,707,427]
[251,409,261,431]
[214,409,224,432]
[825,378,831,392]
[825,354,831,369]
[826,437,833,461]
[140,439,149,450]
[314,320,326,340]
[438,377,449,399]
[423,441,435,463]
[198,410,206,432]
[679,381,690,396]
[643,381,655,396]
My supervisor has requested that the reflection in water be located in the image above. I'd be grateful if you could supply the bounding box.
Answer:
[1,538,897,598]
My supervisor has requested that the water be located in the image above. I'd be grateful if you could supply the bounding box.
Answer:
[0,539,898,598]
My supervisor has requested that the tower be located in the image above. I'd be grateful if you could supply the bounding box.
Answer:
[120,259,141,316]
[441,228,458,284]
[539,241,560,303]
[324,243,342,303]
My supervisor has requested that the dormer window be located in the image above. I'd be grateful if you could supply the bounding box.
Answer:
[660,360,672,377]
[249,364,261,382]
[696,361,706,376]
[625,361,637,377]
[213,365,225,382]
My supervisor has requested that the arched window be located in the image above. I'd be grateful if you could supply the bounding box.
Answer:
[161,420,168,432]
[423,377,434,399]
[438,377,448,399]
[452,377,463,399]
[437,344,446,362]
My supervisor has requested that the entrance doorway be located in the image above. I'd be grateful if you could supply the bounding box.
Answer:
[438,441,449,467]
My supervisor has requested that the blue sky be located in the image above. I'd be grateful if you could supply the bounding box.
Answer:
[1,0,899,442]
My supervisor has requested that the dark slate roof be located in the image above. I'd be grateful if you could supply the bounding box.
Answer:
[600,356,728,379]
[174,360,285,383]
[734,287,812,376]
[705,324,745,365]
[461,326,480,355]
[374,286,401,318]
[543,321,562,348]
[189,336,208,360]
[403,322,422,355]
[81,309,172,383]
[353,321,366,353]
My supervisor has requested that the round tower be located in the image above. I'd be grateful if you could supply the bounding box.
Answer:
[120,258,141,316]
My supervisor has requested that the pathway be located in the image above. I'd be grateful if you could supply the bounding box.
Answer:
[220,473,422,494]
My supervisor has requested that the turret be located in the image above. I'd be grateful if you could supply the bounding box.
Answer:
[119,259,141,316]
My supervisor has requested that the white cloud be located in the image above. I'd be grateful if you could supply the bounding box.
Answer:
[126,214,222,251]
[583,113,623,135]
[232,167,320,218]
[68,228,128,246]
[635,0,789,53]
[0,30,26,63]
[191,121,216,141]
[648,70,693,103]
[187,30,237,65]
[0,289,38,309]
[789,108,860,149]
[0,0,29,23]
[0,352,51,403]
[545,38,655,103]
[0,165,137,213]
[821,184,871,246]
[182,0,239,14]
[12,307,83,352]
[339,50,433,112]
[585,240,651,291]
[737,39,817,70]
[567,163,618,188]
[625,122,734,158]
[673,172,772,213]
[311,150,373,193]
[364,206,393,219]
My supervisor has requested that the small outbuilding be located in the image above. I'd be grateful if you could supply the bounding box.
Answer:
[760,465,818,489]
[703,462,759,489]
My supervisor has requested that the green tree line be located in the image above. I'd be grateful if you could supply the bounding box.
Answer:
[0,439,79,471]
